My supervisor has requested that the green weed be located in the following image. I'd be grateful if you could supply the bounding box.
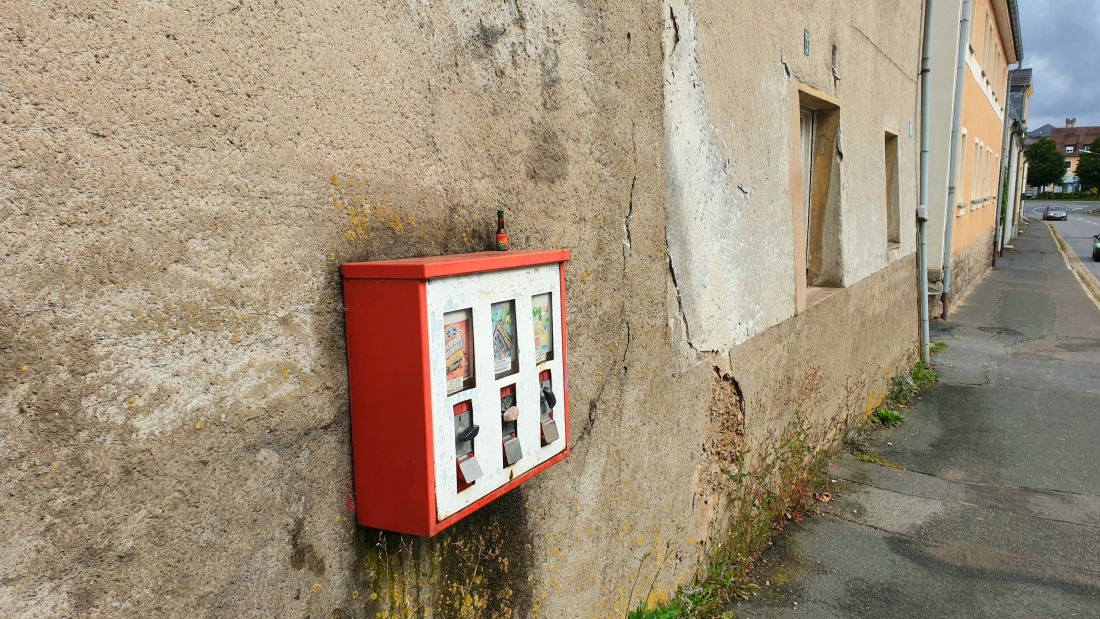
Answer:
[628,601,685,619]
[910,361,937,388]
[661,413,826,617]
[886,374,917,406]
[930,341,948,353]
[871,408,905,427]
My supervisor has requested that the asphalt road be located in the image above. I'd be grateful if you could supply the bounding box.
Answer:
[1026,199,1100,281]
[731,220,1100,618]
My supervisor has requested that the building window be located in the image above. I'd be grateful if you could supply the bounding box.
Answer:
[972,140,981,202]
[1066,146,1075,153]
[990,147,998,195]
[800,107,814,266]
[959,130,968,203]
[884,131,900,245]
[994,48,1001,96]
[983,12,992,68]
[796,89,842,288]
[968,1,977,51]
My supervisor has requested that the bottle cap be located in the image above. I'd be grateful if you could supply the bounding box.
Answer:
[498,209,504,216]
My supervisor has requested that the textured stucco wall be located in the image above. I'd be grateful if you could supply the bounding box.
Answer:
[2,1,923,617]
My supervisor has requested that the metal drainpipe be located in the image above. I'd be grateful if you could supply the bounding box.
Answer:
[994,62,1021,263]
[940,0,971,320]
[917,0,935,364]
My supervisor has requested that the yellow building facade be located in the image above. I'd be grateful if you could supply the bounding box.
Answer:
[925,0,1021,312]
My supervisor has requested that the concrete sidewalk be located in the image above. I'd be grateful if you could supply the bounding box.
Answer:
[731,222,1100,618]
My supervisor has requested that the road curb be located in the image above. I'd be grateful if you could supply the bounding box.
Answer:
[1045,223,1100,313]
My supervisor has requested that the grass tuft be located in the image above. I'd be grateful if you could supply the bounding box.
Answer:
[853,451,906,470]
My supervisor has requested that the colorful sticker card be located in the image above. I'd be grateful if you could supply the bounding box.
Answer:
[532,293,554,363]
[444,309,474,395]
[491,300,518,378]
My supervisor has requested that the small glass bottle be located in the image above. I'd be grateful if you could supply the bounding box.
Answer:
[496,209,510,251]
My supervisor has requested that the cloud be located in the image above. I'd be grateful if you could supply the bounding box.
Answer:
[1017,0,1100,128]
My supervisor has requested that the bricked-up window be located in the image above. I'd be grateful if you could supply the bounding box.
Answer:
[884,131,900,244]
[796,88,842,287]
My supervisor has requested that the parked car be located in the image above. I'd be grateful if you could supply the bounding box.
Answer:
[1093,234,1100,262]
[1043,206,1068,221]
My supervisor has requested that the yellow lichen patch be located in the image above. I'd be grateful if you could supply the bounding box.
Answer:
[195,422,202,430]
[282,367,290,379]
[345,230,357,241]
[313,583,322,593]
[352,590,359,600]
[21,365,28,371]
[331,173,340,186]
[51,460,60,468]
[389,212,404,232]
[125,395,138,408]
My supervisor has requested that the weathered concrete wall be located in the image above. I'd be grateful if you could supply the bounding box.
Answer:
[2,1,923,617]
[662,0,923,580]
[729,256,921,461]
[1,2,705,617]
[664,0,923,354]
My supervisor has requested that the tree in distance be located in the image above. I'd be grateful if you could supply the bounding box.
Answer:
[1077,137,1100,191]
[1026,138,1070,188]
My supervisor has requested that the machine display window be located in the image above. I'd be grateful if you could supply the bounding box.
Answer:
[444,309,475,395]
[531,293,554,364]
[491,300,519,379]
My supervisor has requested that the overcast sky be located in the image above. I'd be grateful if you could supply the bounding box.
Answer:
[1016,0,1100,129]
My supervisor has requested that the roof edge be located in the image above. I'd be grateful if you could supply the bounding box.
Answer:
[1006,0,1023,63]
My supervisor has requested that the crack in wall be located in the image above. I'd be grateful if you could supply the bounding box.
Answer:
[669,6,680,53]
[667,250,699,353]
[623,175,636,253]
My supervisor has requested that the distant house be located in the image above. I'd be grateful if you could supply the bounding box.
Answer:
[1051,120,1100,192]
[1025,122,1054,147]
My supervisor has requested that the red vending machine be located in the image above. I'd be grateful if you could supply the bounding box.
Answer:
[342,250,570,536]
